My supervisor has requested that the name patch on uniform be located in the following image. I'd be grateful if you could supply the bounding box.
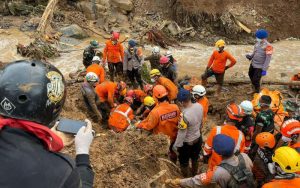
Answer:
[161,111,177,121]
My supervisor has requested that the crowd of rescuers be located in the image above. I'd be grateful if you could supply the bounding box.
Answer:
[0,28,299,188]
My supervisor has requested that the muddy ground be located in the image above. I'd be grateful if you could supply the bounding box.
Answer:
[59,80,293,188]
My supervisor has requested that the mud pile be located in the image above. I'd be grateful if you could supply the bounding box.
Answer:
[61,83,181,188]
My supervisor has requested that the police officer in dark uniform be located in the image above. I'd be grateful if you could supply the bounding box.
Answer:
[0,60,94,187]
[83,40,100,68]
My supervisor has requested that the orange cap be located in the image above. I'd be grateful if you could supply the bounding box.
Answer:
[153,85,168,99]
[256,132,275,148]
[281,119,300,138]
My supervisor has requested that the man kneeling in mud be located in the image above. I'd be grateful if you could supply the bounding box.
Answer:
[81,72,102,121]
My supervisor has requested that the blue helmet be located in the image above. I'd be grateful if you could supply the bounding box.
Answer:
[213,134,235,157]
[128,39,137,47]
[255,29,268,39]
[177,88,191,102]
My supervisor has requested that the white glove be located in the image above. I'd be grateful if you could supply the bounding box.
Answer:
[75,119,94,155]
[281,135,292,142]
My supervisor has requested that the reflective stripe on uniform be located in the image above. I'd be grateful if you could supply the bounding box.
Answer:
[114,106,132,124]
[216,126,221,135]
[234,131,243,152]
[204,143,211,150]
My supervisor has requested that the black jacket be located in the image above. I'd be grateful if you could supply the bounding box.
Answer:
[0,126,94,188]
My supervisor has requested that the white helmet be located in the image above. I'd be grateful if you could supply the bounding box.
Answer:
[240,100,253,115]
[85,72,99,83]
[191,85,206,97]
[92,56,101,62]
[152,46,160,54]
[165,50,172,57]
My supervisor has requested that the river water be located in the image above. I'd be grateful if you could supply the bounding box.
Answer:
[0,29,299,82]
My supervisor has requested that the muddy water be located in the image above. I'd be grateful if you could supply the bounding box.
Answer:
[0,29,299,81]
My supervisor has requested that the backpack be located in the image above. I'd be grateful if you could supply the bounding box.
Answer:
[219,154,255,188]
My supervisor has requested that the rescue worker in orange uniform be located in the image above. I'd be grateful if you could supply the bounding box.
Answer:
[102,32,124,81]
[108,97,135,132]
[252,132,276,187]
[262,147,300,188]
[201,39,237,96]
[86,56,106,84]
[203,102,245,170]
[290,72,300,90]
[95,81,126,125]
[191,85,209,125]
[126,89,146,110]
[166,134,254,188]
[137,85,180,162]
[150,69,178,101]
[276,119,300,152]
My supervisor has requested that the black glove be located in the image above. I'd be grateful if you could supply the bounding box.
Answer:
[246,54,252,60]
[225,65,230,70]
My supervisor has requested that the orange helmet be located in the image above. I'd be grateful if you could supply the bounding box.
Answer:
[117,81,126,91]
[255,132,276,148]
[124,97,133,105]
[153,85,168,99]
[281,119,300,138]
[226,103,245,122]
[144,84,153,94]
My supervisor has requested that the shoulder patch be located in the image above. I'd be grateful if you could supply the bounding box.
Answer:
[265,45,273,55]
[178,118,187,129]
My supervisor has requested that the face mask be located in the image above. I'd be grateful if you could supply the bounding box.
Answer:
[256,38,262,42]
[150,78,156,83]
[129,48,134,54]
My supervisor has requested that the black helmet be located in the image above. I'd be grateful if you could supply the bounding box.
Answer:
[0,60,66,127]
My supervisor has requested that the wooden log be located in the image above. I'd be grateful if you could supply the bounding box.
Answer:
[37,0,59,34]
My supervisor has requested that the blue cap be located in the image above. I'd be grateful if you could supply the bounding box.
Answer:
[177,88,191,102]
[128,39,137,47]
[213,134,235,157]
[255,29,268,39]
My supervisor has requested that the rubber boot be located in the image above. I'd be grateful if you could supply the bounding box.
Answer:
[191,160,199,176]
[180,165,190,178]
[201,79,208,87]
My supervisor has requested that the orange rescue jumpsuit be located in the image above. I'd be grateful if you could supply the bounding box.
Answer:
[207,50,236,74]
[102,40,124,63]
[157,77,178,101]
[262,178,300,188]
[86,64,106,83]
[197,96,209,124]
[203,124,245,170]
[95,81,117,108]
[132,89,147,102]
[138,101,180,142]
[108,103,134,132]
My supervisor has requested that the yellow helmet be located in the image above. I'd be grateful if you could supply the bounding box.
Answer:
[272,146,300,173]
[143,96,155,107]
[150,69,161,77]
[215,39,225,48]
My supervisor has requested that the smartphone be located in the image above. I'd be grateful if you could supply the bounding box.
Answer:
[57,118,87,134]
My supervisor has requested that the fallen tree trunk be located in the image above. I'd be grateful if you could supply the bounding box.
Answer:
[37,0,59,34]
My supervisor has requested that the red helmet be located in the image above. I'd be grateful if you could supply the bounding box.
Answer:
[124,97,133,105]
[153,85,168,99]
[281,119,300,138]
[143,84,153,94]
[126,90,135,98]
[226,103,245,122]
[111,32,120,40]
[159,56,169,64]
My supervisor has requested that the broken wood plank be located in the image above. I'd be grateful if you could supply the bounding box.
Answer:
[37,0,59,34]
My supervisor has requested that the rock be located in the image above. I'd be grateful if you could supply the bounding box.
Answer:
[200,35,204,39]
[167,22,181,35]
[8,2,34,16]
[77,1,95,20]
[189,31,197,37]
[59,24,88,39]
[111,0,133,12]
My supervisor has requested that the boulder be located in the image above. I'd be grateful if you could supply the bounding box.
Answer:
[77,1,95,20]
[111,0,133,12]
[59,24,88,39]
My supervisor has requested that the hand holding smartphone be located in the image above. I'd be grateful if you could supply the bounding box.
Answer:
[57,118,87,135]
